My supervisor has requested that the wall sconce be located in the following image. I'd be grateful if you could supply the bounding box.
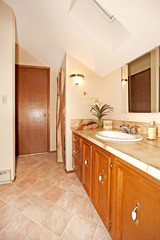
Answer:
[121,78,128,86]
[70,74,84,85]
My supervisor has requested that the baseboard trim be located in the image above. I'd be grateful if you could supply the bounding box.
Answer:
[65,169,75,174]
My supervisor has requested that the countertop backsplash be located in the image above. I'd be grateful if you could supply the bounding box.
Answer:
[71,119,160,137]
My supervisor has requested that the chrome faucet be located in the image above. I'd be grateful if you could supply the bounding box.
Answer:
[120,125,131,134]
[120,125,138,135]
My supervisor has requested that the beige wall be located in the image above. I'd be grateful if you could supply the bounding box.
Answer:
[102,68,160,124]
[15,44,57,151]
[65,53,102,171]
[0,1,15,180]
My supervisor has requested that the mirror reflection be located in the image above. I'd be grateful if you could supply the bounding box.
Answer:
[121,46,160,113]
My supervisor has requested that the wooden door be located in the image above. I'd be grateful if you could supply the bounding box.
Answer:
[82,139,92,198]
[128,69,151,112]
[16,65,50,155]
[115,160,160,240]
[93,146,112,230]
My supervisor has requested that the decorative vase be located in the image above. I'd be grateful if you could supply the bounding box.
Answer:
[98,119,103,127]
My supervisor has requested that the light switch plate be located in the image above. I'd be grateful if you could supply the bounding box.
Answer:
[2,95,8,104]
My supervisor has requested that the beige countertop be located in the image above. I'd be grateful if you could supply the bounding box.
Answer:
[72,127,160,181]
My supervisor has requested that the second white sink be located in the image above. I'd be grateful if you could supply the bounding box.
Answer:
[96,131,143,142]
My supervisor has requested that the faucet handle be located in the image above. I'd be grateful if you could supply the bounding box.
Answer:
[122,124,129,127]
[130,125,139,134]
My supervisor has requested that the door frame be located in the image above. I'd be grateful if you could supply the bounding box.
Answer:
[15,64,50,153]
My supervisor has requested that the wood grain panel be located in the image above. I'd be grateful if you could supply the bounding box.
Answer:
[115,160,160,240]
[82,139,92,198]
[16,65,50,155]
[92,146,112,230]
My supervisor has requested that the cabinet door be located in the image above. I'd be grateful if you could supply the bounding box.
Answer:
[93,146,112,230]
[82,139,92,198]
[115,160,160,240]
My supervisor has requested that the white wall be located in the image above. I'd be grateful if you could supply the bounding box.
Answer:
[65,54,102,171]
[15,44,57,151]
[102,68,160,124]
[0,1,15,180]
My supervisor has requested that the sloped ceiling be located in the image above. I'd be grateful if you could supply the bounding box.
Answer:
[3,0,160,76]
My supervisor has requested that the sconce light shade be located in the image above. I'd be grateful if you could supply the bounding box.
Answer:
[70,74,84,85]
[121,78,128,86]
[121,78,128,82]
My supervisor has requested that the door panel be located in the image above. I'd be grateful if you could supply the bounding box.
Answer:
[93,146,112,229]
[82,139,92,198]
[115,161,160,240]
[16,65,49,155]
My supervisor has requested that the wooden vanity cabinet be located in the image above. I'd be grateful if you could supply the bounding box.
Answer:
[72,132,160,240]
[82,139,92,198]
[115,158,160,240]
[72,133,82,181]
[92,145,112,230]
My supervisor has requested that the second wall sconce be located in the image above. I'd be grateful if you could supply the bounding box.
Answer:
[70,74,84,85]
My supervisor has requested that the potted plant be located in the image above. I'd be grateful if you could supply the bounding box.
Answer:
[90,98,113,127]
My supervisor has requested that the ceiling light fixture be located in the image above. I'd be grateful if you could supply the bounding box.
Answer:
[70,74,84,85]
[93,0,114,21]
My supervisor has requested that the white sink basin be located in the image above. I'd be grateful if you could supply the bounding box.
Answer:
[96,131,143,142]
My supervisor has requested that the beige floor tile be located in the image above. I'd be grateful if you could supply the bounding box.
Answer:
[0,204,19,230]
[0,199,6,208]
[38,204,73,236]
[66,172,77,180]
[93,224,112,240]
[26,225,59,240]
[27,180,51,196]
[22,196,54,222]
[58,191,83,212]
[0,185,25,203]
[51,176,75,190]
[0,183,12,192]
[0,214,36,240]
[76,197,100,224]
[68,179,86,197]
[62,214,97,240]
[9,191,41,212]
[0,153,109,240]
[15,175,39,189]
[42,186,65,203]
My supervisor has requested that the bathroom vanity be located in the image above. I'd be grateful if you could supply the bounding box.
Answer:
[72,129,160,240]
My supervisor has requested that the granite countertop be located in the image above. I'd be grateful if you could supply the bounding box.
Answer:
[72,127,160,181]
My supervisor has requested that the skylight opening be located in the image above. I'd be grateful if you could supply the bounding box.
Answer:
[93,0,115,21]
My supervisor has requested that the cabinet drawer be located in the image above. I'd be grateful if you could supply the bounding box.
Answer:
[72,143,80,160]
[72,155,81,181]
[72,133,81,147]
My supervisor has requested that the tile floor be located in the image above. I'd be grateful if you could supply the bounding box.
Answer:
[0,152,112,240]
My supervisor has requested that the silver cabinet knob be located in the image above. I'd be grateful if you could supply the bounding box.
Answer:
[132,202,139,222]
[73,150,78,154]
[85,157,88,166]
[99,170,104,183]
[73,138,77,142]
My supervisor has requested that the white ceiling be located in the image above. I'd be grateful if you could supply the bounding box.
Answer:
[3,0,160,76]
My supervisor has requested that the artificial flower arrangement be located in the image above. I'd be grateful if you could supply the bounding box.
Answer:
[90,97,113,127]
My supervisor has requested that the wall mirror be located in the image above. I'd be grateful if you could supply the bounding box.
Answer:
[121,46,160,113]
